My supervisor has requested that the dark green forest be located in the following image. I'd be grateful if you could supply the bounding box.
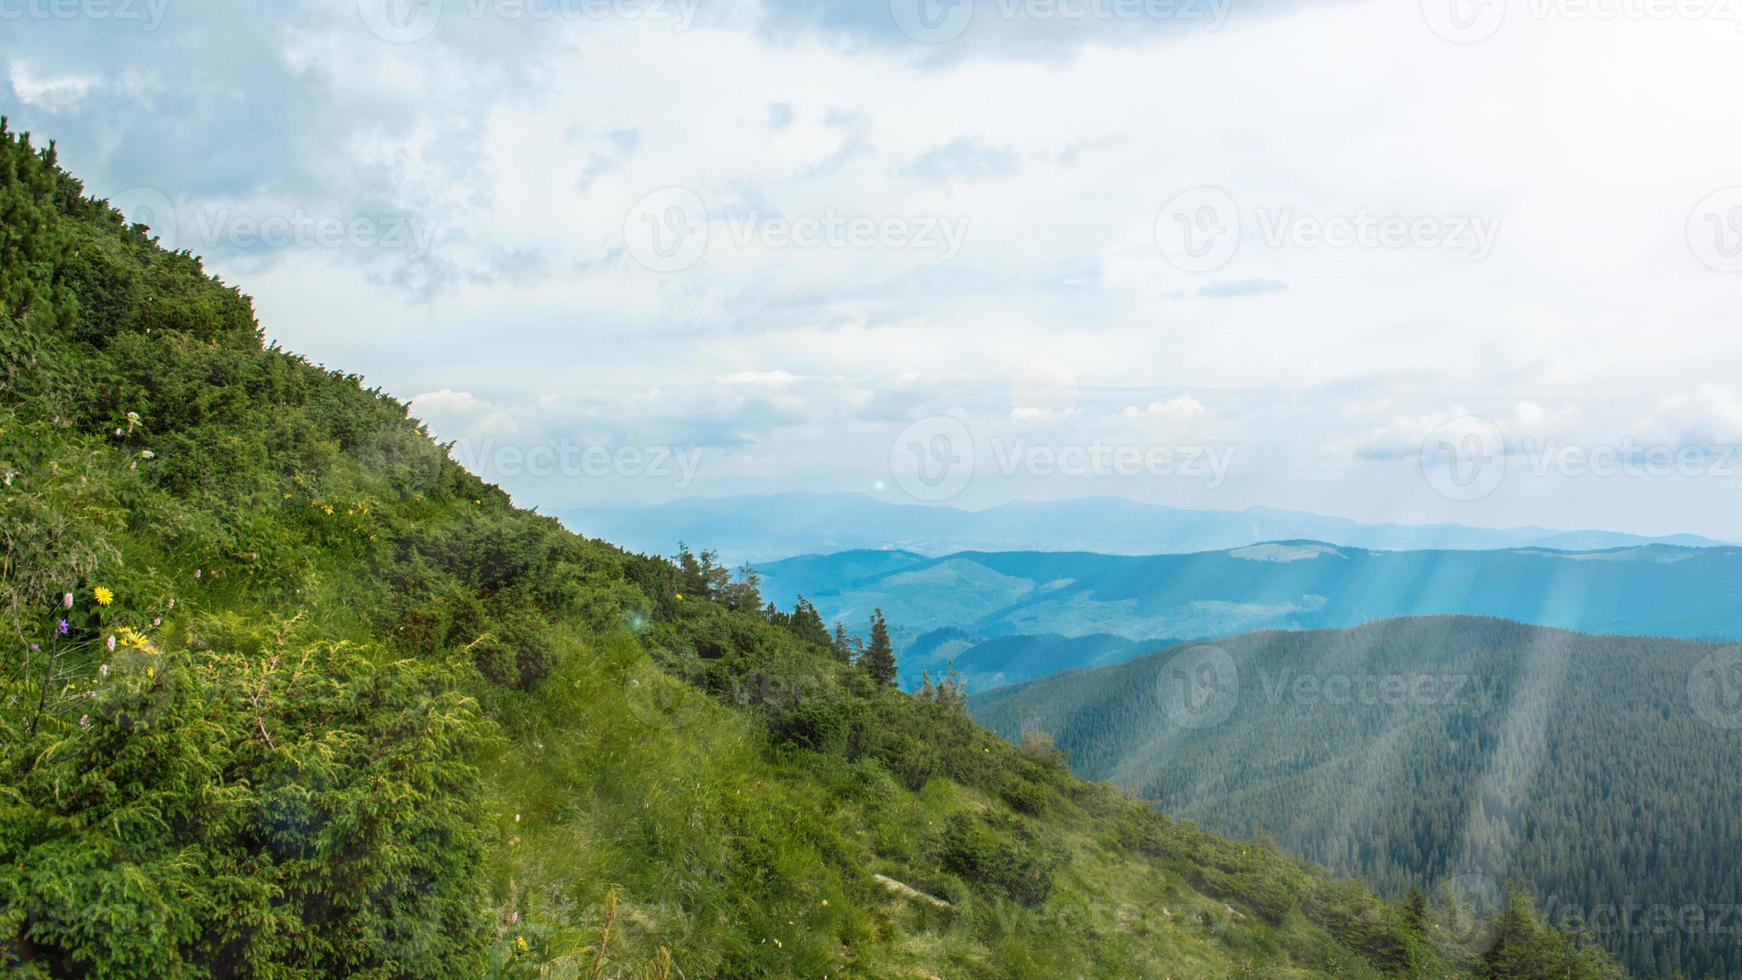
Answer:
[0,123,1626,976]
[974,615,1742,978]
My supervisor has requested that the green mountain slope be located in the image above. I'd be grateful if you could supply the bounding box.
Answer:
[971,616,1742,978]
[0,123,1617,978]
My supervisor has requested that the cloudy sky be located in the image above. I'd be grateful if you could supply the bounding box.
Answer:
[5,0,1742,538]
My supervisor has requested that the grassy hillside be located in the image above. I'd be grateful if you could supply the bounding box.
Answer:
[0,122,1618,978]
[972,616,1742,978]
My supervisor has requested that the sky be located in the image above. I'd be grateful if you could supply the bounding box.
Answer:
[4,0,1742,539]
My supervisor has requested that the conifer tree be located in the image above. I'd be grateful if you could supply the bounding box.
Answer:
[861,607,897,685]
[831,620,859,664]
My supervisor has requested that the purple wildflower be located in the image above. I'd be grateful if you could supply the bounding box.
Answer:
[30,643,40,652]
[58,619,69,636]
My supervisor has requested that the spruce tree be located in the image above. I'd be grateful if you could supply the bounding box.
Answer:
[831,620,859,664]
[861,608,897,685]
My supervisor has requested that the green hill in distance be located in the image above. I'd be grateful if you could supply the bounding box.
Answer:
[0,122,1617,977]
[971,616,1742,979]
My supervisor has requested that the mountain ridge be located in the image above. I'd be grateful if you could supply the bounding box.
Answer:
[561,491,1730,565]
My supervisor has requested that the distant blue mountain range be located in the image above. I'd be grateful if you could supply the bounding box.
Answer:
[754,541,1742,690]
[560,492,1726,566]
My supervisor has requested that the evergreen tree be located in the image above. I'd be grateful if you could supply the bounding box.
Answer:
[720,563,762,612]
[861,608,897,685]
[787,596,832,650]
[831,620,859,664]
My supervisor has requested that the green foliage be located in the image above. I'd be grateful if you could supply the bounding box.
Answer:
[937,812,1060,908]
[0,620,489,978]
[860,607,897,686]
[1483,888,1624,980]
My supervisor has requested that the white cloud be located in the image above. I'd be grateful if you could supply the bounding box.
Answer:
[1112,396,1210,425]
[1630,385,1742,448]
[1325,402,1581,462]
[6,2,1742,534]
[6,63,98,110]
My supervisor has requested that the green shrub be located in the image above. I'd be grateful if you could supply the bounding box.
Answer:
[999,776,1053,816]
[938,813,1060,908]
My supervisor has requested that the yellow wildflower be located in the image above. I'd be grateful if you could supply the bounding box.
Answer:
[322,505,334,516]
[515,936,529,952]
[93,586,114,606]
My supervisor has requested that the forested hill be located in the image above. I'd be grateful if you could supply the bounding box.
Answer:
[972,616,1742,979]
[759,544,1742,648]
[0,122,1617,977]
